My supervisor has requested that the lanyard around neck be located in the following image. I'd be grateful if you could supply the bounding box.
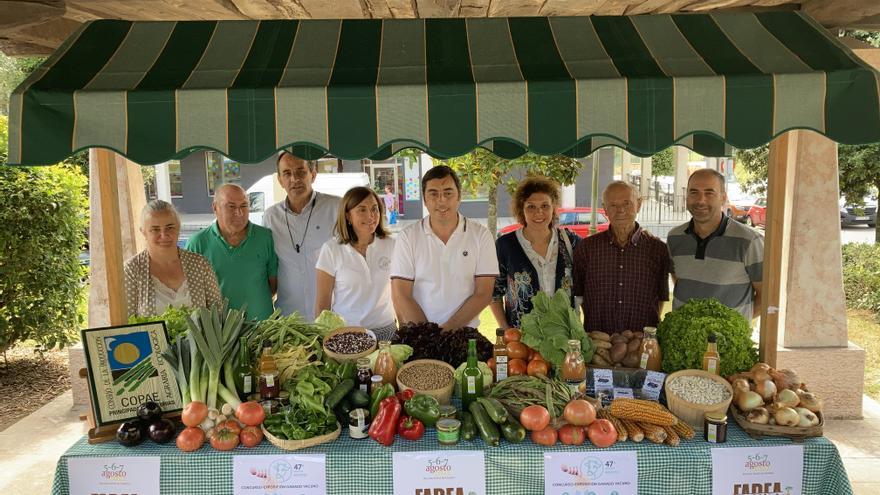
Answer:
[284,192,318,254]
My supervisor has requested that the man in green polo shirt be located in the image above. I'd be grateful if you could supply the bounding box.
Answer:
[186,184,278,320]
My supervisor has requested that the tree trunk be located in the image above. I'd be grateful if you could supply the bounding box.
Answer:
[487,181,498,236]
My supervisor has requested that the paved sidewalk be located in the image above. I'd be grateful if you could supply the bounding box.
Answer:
[3,391,878,493]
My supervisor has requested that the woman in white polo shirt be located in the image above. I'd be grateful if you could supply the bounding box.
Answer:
[315,186,397,340]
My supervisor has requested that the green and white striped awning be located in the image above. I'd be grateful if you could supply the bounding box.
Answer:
[7,13,880,165]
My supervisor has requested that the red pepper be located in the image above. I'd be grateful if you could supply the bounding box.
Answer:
[396,389,415,403]
[368,396,402,446]
[397,415,425,441]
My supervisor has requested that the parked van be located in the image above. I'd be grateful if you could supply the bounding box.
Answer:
[246,172,370,225]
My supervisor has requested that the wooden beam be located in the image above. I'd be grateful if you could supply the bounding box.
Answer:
[93,148,127,326]
[759,132,797,366]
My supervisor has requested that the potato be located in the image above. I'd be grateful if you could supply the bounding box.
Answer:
[596,347,612,361]
[610,342,628,363]
[622,351,641,368]
[632,331,644,339]
[621,329,633,339]
[627,338,642,352]
[592,354,611,367]
[589,331,611,342]
[611,334,628,345]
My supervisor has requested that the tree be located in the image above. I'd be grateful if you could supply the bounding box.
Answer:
[734,145,769,196]
[652,148,674,176]
[441,150,584,234]
[0,53,45,116]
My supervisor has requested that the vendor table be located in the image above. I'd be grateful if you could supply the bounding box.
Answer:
[52,423,852,494]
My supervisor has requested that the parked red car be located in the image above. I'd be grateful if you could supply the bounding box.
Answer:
[498,207,610,238]
[747,198,767,228]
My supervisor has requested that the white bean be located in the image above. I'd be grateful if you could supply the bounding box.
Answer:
[668,375,731,405]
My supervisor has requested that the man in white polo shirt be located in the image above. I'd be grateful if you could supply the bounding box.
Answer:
[391,165,499,329]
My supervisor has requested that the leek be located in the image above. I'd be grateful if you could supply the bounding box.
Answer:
[186,303,247,409]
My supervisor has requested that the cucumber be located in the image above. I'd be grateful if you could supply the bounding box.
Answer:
[324,378,355,410]
[477,397,509,424]
[348,388,371,408]
[460,412,477,441]
[500,416,526,443]
[468,402,500,447]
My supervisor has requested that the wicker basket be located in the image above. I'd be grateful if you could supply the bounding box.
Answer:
[262,422,341,451]
[396,359,456,405]
[665,369,734,431]
[322,327,377,363]
[730,405,824,442]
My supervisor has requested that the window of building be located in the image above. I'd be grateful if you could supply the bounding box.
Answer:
[144,160,183,199]
[205,152,241,196]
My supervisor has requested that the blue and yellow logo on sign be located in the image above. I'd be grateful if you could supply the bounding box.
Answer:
[105,331,152,371]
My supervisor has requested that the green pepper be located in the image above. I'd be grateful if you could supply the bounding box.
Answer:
[404,394,441,427]
[370,383,395,417]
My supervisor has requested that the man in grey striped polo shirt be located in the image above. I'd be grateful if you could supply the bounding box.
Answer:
[667,169,764,321]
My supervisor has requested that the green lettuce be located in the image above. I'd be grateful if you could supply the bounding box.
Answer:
[314,310,346,335]
[657,298,758,377]
[520,289,594,368]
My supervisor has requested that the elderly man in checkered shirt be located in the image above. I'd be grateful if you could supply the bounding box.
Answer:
[572,181,671,334]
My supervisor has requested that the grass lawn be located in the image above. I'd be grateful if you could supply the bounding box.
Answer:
[846,309,880,401]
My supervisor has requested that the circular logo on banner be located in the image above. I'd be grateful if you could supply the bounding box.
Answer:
[462,251,469,257]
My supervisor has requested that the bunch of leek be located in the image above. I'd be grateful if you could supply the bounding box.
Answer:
[186,303,250,409]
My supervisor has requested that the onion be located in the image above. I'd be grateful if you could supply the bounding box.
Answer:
[737,391,764,412]
[797,391,823,413]
[796,407,820,427]
[774,407,800,427]
[750,363,772,383]
[732,379,751,403]
[769,368,802,391]
[776,388,800,408]
[755,379,777,403]
[747,407,770,424]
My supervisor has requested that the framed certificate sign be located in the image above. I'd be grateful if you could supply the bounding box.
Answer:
[81,322,183,427]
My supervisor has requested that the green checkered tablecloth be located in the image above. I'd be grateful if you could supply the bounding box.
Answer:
[52,422,852,495]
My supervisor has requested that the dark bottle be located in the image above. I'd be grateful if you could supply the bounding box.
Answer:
[234,336,254,401]
[356,357,373,393]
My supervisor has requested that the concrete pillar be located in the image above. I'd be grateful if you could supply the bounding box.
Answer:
[561,183,576,208]
[763,130,865,419]
[155,162,172,201]
[640,157,652,199]
[673,146,689,212]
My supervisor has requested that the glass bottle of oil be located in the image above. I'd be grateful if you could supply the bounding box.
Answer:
[493,328,509,381]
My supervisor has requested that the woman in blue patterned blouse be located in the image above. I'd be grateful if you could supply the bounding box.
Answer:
[490,177,579,330]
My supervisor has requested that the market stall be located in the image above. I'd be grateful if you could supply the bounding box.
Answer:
[51,425,851,495]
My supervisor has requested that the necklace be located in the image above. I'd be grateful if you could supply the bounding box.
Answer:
[284,192,318,254]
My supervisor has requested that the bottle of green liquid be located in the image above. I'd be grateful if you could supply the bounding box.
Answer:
[461,339,483,410]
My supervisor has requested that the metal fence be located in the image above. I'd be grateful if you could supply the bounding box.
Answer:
[631,177,691,224]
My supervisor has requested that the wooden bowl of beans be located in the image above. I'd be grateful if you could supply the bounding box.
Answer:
[322,327,377,363]
[396,359,455,405]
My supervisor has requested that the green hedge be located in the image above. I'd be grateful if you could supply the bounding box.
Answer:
[842,243,880,316]
[0,165,88,352]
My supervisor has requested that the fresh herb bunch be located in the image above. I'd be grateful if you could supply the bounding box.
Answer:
[520,289,594,368]
[657,298,758,377]
[395,322,492,366]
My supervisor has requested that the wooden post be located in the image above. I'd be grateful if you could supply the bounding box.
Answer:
[759,133,798,366]
[93,149,127,326]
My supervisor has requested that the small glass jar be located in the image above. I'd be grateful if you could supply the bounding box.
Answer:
[349,408,370,439]
[438,405,457,420]
[370,375,384,393]
[704,411,728,444]
[436,419,461,445]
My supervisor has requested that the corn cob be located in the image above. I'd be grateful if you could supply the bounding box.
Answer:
[663,425,680,447]
[671,420,695,440]
[609,399,678,426]
[620,418,644,443]
[597,409,628,442]
[638,422,668,444]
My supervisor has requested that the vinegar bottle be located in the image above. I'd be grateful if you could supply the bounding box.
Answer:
[702,333,720,375]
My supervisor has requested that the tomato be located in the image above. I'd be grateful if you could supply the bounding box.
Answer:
[527,359,549,377]
[236,401,265,427]
[210,423,241,451]
[520,405,551,431]
[504,328,521,343]
[218,419,242,436]
[587,419,617,448]
[487,357,496,373]
[531,426,558,446]
[506,341,529,360]
[239,425,264,448]
[181,401,208,428]
[508,358,527,376]
[176,426,205,452]
[563,400,596,426]
[530,351,546,362]
[558,424,585,445]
